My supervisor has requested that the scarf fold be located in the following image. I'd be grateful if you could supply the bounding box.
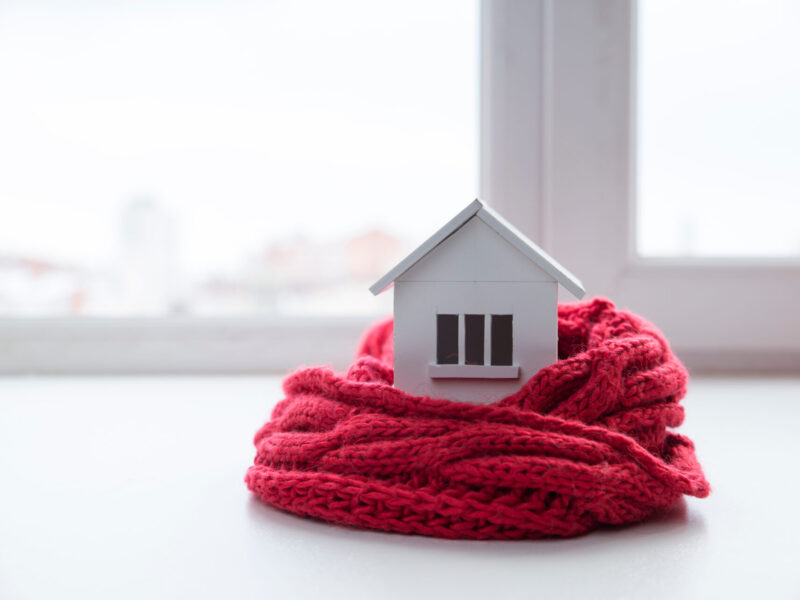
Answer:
[246,298,709,539]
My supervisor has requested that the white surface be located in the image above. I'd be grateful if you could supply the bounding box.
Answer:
[428,364,520,379]
[480,0,800,371]
[1,375,799,600]
[0,316,371,375]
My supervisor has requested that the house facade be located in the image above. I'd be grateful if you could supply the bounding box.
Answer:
[370,199,585,404]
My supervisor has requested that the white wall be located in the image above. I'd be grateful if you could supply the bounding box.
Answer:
[393,280,556,403]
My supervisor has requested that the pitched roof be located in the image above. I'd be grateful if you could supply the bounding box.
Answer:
[369,199,586,298]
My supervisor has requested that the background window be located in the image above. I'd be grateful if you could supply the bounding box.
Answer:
[480,0,800,373]
[0,0,478,317]
[637,0,800,258]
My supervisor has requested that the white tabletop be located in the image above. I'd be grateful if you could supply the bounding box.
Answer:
[1,375,798,599]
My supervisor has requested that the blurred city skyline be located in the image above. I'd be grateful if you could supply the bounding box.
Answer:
[0,196,406,315]
[1,0,798,316]
[0,0,479,315]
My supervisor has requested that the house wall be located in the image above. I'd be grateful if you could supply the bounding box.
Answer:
[393,280,557,403]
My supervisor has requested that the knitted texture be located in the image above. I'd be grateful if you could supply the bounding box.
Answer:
[245,298,709,539]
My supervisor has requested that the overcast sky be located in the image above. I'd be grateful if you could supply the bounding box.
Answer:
[1,0,798,282]
[0,0,479,276]
[638,0,800,256]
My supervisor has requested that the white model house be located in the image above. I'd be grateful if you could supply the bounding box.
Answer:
[370,199,586,404]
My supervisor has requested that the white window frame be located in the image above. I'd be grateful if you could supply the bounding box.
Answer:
[2,0,798,374]
[481,0,800,373]
[429,313,518,379]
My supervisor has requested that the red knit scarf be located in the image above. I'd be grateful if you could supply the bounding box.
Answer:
[245,298,709,539]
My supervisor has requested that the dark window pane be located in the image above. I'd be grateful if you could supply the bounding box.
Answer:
[464,314,485,365]
[436,314,459,364]
[491,314,513,365]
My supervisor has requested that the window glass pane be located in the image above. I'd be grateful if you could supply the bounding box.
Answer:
[436,314,459,365]
[464,314,484,365]
[637,0,800,257]
[490,314,512,366]
[0,0,478,315]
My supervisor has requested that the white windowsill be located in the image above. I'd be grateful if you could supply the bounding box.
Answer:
[0,375,797,598]
[428,363,520,379]
[0,316,374,374]
[2,317,798,375]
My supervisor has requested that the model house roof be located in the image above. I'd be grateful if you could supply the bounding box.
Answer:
[370,199,586,298]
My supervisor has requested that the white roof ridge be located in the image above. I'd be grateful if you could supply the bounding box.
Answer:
[369,198,585,298]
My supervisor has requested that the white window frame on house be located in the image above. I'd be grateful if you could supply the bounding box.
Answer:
[1,0,798,375]
[430,313,517,379]
[481,0,800,373]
